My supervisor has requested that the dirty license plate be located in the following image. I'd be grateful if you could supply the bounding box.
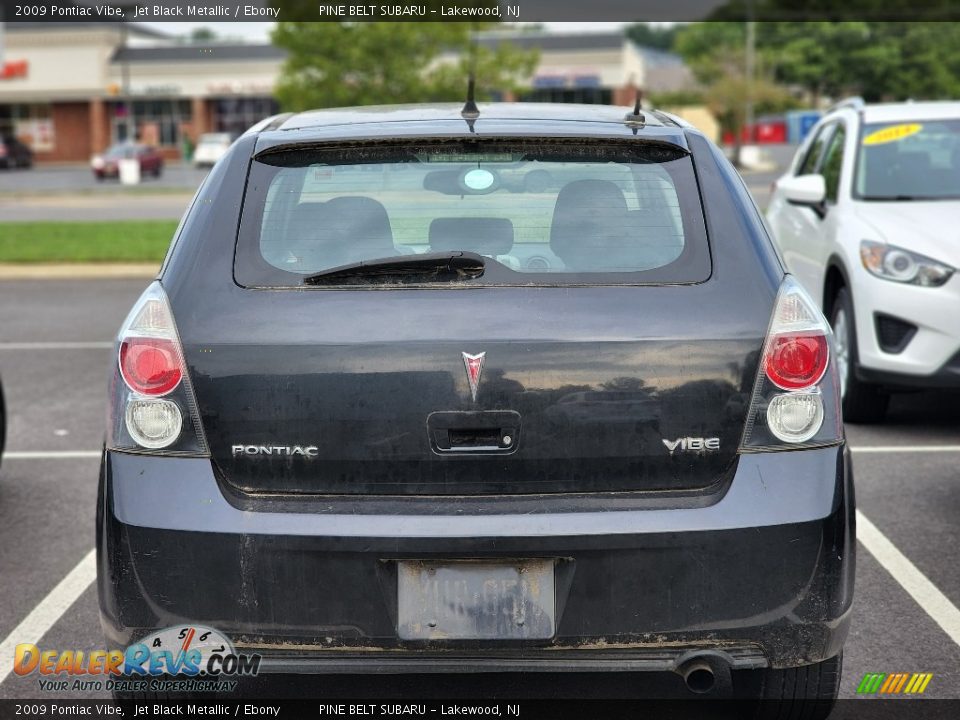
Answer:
[397,560,556,640]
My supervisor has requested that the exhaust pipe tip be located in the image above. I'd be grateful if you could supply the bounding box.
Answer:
[677,658,717,694]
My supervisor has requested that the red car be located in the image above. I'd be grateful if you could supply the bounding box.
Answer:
[91,143,163,180]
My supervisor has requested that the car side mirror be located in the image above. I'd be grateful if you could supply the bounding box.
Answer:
[779,174,827,217]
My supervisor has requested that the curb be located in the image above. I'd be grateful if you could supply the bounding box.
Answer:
[0,263,159,279]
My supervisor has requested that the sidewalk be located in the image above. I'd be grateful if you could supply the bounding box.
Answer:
[0,192,192,221]
[0,263,159,279]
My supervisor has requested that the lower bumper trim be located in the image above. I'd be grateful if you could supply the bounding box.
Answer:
[236,647,768,675]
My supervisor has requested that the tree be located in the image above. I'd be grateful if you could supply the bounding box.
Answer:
[189,27,217,42]
[757,22,960,103]
[271,23,538,111]
[674,23,795,165]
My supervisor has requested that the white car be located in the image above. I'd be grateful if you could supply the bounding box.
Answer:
[766,98,960,422]
[193,133,233,168]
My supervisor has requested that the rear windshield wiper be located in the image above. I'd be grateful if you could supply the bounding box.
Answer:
[303,251,485,285]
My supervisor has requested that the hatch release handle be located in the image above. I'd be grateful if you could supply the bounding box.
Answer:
[427,410,521,455]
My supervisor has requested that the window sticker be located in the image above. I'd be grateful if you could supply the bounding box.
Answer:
[862,123,923,146]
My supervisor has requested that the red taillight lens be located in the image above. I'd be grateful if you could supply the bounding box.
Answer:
[119,337,182,396]
[764,333,829,390]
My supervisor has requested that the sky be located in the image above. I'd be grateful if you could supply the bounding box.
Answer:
[141,21,630,42]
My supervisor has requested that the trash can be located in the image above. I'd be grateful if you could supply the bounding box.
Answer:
[118,158,140,185]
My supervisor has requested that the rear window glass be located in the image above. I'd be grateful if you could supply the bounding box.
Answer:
[235,140,710,287]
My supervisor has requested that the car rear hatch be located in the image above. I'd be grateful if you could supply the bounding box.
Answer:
[180,135,770,496]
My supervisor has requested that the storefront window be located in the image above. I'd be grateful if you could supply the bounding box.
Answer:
[110,99,191,146]
[213,97,280,137]
[522,88,614,105]
[0,103,54,151]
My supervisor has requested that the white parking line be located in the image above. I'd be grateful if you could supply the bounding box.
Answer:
[0,549,96,686]
[0,342,112,350]
[3,451,101,460]
[851,445,960,453]
[857,510,960,647]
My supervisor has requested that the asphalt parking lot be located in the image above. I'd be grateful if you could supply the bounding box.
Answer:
[0,163,957,708]
[1,277,959,705]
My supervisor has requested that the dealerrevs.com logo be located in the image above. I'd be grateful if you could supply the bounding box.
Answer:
[14,625,260,694]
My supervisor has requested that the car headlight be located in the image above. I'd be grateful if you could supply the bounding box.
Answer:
[860,241,953,287]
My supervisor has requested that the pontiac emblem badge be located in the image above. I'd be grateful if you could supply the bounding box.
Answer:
[461,352,486,402]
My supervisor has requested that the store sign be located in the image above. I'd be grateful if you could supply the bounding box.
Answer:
[1,60,29,80]
[533,69,601,90]
[206,81,273,95]
[133,84,183,96]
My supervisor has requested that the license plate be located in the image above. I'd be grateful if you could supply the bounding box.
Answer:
[397,560,556,640]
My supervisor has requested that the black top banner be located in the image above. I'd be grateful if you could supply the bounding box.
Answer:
[3,0,960,22]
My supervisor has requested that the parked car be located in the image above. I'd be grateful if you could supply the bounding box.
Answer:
[0,377,6,472]
[0,135,33,169]
[766,98,960,422]
[193,132,233,168]
[99,103,853,714]
[91,143,163,180]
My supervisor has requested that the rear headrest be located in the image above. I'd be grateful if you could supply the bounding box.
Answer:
[429,217,514,256]
[550,180,631,270]
[288,196,395,268]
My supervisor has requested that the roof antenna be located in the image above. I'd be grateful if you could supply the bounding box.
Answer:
[461,75,480,121]
[624,88,646,128]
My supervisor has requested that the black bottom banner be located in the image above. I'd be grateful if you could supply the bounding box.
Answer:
[1,700,959,720]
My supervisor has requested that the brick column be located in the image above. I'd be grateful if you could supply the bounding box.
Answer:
[613,83,641,108]
[89,98,108,155]
[191,97,209,138]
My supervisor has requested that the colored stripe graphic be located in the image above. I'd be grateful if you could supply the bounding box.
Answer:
[856,673,886,693]
[858,672,932,695]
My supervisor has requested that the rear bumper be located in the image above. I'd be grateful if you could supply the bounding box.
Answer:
[97,444,854,671]
[854,270,960,380]
[857,348,960,389]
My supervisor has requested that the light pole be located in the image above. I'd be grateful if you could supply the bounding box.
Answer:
[745,2,756,146]
[745,18,757,139]
[121,19,134,142]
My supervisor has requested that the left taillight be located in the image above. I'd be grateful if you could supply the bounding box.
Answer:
[107,282,208,455]
[740,276,843,450]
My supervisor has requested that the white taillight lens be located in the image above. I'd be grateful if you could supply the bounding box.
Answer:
[107,282,208,456]
[125,398,183,449]
[767,392,824,443]
[741,276,842,451]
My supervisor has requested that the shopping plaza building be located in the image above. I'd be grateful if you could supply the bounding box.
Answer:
[0,22,697,163]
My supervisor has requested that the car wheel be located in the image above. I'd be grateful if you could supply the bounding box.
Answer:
[0,381,6,472]
[831,287,888,423]
[751,654,842,720]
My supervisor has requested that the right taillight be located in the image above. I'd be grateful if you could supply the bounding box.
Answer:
[107,281,208,456]
[740,276,843,451]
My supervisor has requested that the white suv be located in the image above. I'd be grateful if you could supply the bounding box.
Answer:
[766,98,960,422]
